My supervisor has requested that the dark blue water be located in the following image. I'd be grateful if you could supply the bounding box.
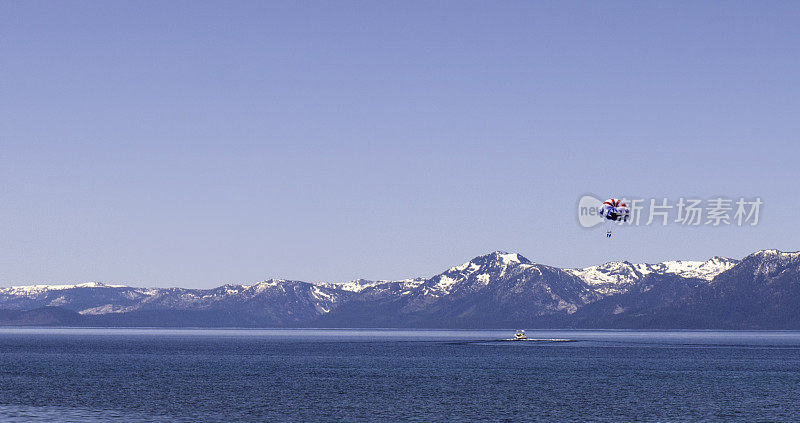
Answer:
[1,329,799,422]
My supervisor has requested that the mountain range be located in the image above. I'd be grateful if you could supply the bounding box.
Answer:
[1,249,798,328]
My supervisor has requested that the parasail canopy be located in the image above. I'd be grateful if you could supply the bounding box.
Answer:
[600,198,630,223]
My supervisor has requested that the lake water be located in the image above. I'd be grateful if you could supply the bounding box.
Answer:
[1,328,799,422]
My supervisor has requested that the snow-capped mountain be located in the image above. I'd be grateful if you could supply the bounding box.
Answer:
[0,279,350,325]
[739,249,800,278]
[315,252,598,328]
[565,257,738,295]
[411,251,596,314]
[653,249,800,329]
[317,278,425,294]
[0,250,796,328]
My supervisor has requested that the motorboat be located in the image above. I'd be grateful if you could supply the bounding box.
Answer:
[513,330,527,340]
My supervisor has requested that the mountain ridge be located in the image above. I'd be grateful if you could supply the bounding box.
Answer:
[1,249,796,328]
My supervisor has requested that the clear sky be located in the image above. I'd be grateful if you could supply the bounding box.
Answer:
[2,1,799,288]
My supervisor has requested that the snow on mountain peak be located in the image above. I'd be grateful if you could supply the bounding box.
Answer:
[424,252,537,296]
[248,279,289,292]
[460,251,532,268]
[566,256,738,295]
[321,279,383,293]
[0,282,129,295]
[564,262,644,295]
[751,249,800,261]
[652,258,737,280]
[498,252,525,265]
[743,250,800,278]
[450,261,481,273]
[316,278,426,293]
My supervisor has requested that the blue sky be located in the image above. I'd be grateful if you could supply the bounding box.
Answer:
[2,1,799,288]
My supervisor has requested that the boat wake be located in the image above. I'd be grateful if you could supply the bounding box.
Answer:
[448,338,578,346]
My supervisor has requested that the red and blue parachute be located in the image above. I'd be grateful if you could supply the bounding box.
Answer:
[600,198,629,238]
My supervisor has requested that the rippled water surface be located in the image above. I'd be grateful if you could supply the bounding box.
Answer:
[1,328,799,422]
